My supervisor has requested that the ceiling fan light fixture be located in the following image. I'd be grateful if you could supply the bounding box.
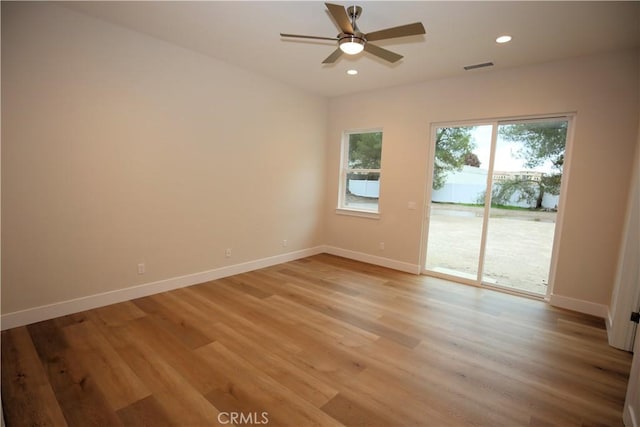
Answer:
[339,36,365,55]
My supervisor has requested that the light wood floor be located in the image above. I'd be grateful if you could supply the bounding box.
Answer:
[1,254,632,426]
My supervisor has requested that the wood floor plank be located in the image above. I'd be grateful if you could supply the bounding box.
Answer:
[276,267,363,297]
[321,393,397,427]
[222,275,274,299]
[117,314,227,394]
[267,294,380,347]
[260,273,420,348]
[116,395,173,427]
[131,294,214,349]
[219,274,380,349]
[189,281,372,385]
[104,320,224,426]
[90,300,147,327]
[196,341,344,427]
[328,368,457,426]
[210,321,339,408]
[2,254,633,426]
[62,320,151,411]
[1,327,67,427]
[27,320,123,426]
[176,286,304,355]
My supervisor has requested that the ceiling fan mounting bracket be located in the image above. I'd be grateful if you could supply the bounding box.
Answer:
[346,5,362,21]
[346,5,362,33]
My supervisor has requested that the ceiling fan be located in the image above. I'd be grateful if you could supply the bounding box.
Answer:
[280,3,426,64]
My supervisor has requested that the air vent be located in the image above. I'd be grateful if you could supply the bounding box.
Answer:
[464,62,494,71]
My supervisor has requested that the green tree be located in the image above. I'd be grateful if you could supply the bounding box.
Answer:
[349,132,382,169]
[433,127,476,189]
[485,177,539,207]
[492,121,567,209]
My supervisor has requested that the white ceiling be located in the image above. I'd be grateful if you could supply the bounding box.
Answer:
[62,1,640,98]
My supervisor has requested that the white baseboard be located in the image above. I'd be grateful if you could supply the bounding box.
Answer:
[321,245,422,275]
[1,246,324,330]
[606,305,638,351]
[625,402,639,427]
[606,307,614,330]
[4,247,604,330]
[606,307,615,344]
[548,293,608,318]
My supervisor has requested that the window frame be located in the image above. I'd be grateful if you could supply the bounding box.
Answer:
[336,128,383,218]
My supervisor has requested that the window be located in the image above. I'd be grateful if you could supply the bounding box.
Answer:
[338,130,383,215]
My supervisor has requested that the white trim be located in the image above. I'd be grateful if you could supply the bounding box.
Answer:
[422,268,481,288]
[607,134,640,351]
[0,247,324,330]
[322,245,421,275]
[625,402,638,427]
[476,121,499,281]
[623,327,640,427]
[334,208,380,219]
[423,269,546,301]
[428,113,576,129]
[548,293,608,318]
[546,114,576,299]
[606,308,615,331]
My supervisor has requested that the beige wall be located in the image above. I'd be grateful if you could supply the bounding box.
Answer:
[1,3,328,314]
[325,49,640,307]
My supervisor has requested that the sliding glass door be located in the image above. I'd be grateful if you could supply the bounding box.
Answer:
[424,118,570,296]
[425,125,492,281]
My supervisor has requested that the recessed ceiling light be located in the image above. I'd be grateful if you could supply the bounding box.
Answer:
[346,69,358,76]
[496,35,512,44]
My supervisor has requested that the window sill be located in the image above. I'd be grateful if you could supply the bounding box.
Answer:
[335,208,380,219]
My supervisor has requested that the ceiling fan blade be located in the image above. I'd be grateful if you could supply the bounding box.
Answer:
[365,22,426,42]
[325,3,354,34]
[364,43,403,63]
[322,48,343,64]
[280,33,337,41]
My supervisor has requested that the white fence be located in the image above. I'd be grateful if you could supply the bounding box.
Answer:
[349,180,380,198]
[431,166,559,209]
[432,166,488,204]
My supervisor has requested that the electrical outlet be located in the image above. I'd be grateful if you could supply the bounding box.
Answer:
[225,248,232,258]
[379,242,385,250]
[137,263,145,274]
[282,239,288,248]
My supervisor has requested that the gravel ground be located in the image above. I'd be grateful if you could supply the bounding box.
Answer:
[425,204,557,295]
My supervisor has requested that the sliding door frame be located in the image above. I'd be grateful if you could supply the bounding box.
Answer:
[420,113,576,300]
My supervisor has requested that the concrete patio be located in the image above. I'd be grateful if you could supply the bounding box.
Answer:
[426,204,557,295]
